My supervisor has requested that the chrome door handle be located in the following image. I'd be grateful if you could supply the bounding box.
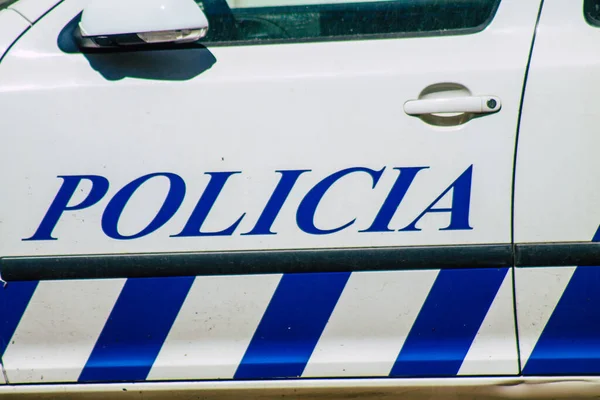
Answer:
[404,96,501,116]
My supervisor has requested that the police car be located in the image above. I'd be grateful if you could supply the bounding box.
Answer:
[0,0,598,398]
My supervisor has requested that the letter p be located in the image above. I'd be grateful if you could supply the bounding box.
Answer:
[23,175,109,241]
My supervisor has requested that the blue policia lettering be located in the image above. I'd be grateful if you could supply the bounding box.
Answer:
[399,165,473,232]
[23,175,109,241]
[23,165,475,241]
[296,167,385,235]
[172,171,245,237]
[102,173,186,240]
[360,166,429,233]
[243,170,310,236]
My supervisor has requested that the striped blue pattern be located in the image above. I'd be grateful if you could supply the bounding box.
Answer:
[79,276,194,382]
[0,268,514,382]
[524,266,600,375]
[235,272,350,379]
[0,281,37,357]
[523,226,600,375]
[391,268,507,377]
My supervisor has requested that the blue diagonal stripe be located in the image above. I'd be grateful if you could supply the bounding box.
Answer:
[523,225,600,375]
[594,226,600,243]
[0,281,38,357]
[391,268,508,377]
[234,272,350,379]
[79,276,194,382]
[523,266,600,375]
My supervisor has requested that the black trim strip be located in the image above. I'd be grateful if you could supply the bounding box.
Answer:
[510,0,545,375]
[0,244,512,281]
[4,242,600,281]
[515,242,600,267]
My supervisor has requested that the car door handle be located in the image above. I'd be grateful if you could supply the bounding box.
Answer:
[404,96,501,116]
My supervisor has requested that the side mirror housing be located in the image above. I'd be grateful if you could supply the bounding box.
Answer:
[76,0,209,49]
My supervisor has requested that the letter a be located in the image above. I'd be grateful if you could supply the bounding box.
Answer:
[399,165,473,232]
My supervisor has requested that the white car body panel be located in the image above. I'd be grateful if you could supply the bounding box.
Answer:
[512,0,600,379]
[0,9,29,60]
[0,0,539,257]
[515,0,600,243]
[515,266,577,370]
[7,0,600,396]
[8,0,61,24]
[0,0,542,385]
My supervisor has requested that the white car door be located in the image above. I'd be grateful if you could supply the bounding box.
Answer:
[0,0,540,384]
[0,4,29,61]
[514,0,600,376]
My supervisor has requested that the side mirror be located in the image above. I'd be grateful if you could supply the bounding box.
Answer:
[76,0,209,49]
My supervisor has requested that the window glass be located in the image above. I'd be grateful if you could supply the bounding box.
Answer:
[585,0,600,26]
[197,0,501,45]
[0,0,18,11]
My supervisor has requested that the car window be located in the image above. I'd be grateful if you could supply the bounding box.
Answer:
[585,0,600,26]
[0,0,17,11]
[197,0,501,45]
